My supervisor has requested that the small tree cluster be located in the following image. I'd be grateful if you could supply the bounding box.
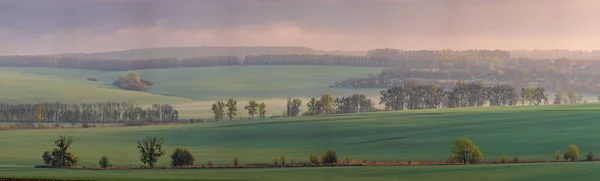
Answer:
[321,150,338,164]
[41,135,79,167]
[113,72,152,91]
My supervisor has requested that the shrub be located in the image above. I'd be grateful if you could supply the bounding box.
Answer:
[563,145,580,162]
[42,151,52,165]
[273,158,279,166]
[87,77,98,81]
[587,152,594,161]
[500,154,507,164]
[137,137,165,167]
[234,156,240,166]
[309,153,320,164]
[280,155,286,166]
[321,150,338,164]
[82,122,90,128]
[452,137,483,164]
[344,154,351,164]
[513,156,519,163]
[447,154,455,164]
[99,156,111,169]
[207,160,214,167]
[170,148,195,167]
[554,150,561,161]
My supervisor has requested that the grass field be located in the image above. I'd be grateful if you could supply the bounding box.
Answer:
[2,162,600,181]
[1,103,600,180]
[0,66,384,118]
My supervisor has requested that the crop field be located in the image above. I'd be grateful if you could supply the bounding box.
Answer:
[1,103,600,180]
[0,66,385,118]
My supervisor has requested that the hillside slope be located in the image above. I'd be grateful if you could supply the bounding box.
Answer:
[1,104,599,168]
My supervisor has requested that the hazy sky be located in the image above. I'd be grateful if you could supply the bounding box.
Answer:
[1,0,599,55]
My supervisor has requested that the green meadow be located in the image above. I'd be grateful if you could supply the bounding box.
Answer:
[1,104,600,180]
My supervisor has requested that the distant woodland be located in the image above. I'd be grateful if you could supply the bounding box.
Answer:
[2,47,600,93]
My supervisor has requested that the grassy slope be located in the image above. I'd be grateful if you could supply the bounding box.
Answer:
[1,162,600,181]
[0,67,192,104]
[0,66,385,118]
[1,104,600,167]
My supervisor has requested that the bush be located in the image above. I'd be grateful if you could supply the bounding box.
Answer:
[234,156,240,166]
[554,150,561,161]
[82,122,90,128]
[563,145,580,162]
[42,151,52,165]
[452,137,483,164]
[99,156,111,169]
[513,156,519,163]
[447,154,455,164]
[587,152,594,161]
[309,153,320,164]
[207,160,214,167]
[87,77,98,81]
[500,154,507,164]
[273,158,279,166]
[170,148,195,167]
[321,150,338,164]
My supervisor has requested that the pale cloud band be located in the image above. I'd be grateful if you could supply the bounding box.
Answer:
[1,0,599,55]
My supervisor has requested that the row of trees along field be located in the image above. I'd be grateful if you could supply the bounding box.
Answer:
[379,82,553,110]
[0,102,179,124]
[211,99,267,121]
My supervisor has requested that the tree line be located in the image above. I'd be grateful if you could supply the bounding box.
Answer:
[0,102,179,124]
[211,99,267,121]
[379,82,550,111]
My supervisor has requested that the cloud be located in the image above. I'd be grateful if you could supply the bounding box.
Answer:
[1,0,600,54]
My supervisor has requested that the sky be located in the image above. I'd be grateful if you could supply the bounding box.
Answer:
[1,0,599,55]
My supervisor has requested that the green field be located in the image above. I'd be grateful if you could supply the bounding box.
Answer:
[0,66,384,118]
[2,163,600,181]
[1,104,600,180]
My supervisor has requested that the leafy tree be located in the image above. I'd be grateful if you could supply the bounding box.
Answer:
[321,150,338,164]
[258,102,267,118]
[99,156,111,169]
[42,151,52,165]
[244,100,259,119]
[554,150,561,161]
[280,155,286,166]
[587,152,594,161]
[290,99,303,116]
[563,144,580,162]
[234,156,240,166]
[451,137,483,164]
[225,98,237,120]
[306,98,318,115]
[500,154,507,164]
[568,90,578,104]
[171,148,195,167]
[211,101,225,121]
[554,90,565,104]
[42,135,79,167]
[137,137,165,167]
[273,158,279,166]
[320,94,335,114]
[309,153,320,164]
